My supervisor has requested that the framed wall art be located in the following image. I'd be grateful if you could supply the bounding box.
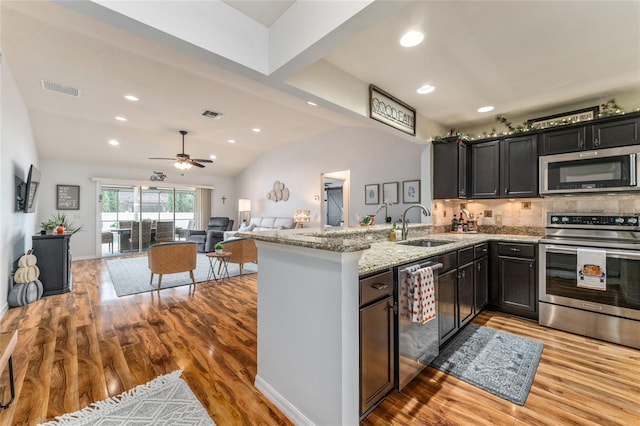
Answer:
[382,182,398,204]
[365,184,379,205]
[402,180,420,204]
[56,184,80,210]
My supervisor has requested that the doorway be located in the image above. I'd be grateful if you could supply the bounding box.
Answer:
[321,170,350,228]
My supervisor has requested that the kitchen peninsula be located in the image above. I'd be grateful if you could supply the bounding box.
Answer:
[243,225,540,425]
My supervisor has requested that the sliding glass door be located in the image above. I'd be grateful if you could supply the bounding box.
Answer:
[100,185,195,257]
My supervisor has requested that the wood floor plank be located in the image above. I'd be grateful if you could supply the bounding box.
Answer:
[2,259,639,425]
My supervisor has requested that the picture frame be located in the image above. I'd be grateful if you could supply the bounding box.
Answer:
[369,85,416,136]
[527,106,599,129]
[402,180,420,204]
[382,182,399,204]
[364,184,379,205]
[56,184,80,210]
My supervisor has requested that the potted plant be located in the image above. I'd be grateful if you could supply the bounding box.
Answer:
[40,219,57,235]
[41,213,83,235]
[214,242,224,253]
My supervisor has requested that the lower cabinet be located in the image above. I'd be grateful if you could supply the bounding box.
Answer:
[32,233,72,296]
[490,241,538,320]
[359,270,394,418]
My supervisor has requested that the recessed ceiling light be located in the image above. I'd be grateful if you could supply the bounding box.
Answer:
[228,139,236,144]
[108,139,119,146]
[477,106,495,113]
[252,128,261,133]
[115,116,127,121]
[124,95,139,101]
[417,85,435,94]
[210,154,217,160]
[400,31,424,47]
[307,101,317,106]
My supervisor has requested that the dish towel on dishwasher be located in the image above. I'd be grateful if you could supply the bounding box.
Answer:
[410,266,436,324]
[400,265,421,318]
[577,248,607,290]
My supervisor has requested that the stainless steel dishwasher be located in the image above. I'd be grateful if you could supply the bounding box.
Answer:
[395,259,443,390]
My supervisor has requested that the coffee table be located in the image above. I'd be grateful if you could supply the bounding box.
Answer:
[206,251,232,282]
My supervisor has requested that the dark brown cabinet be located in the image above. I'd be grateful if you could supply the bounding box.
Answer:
[540,114,640,155]
[470,140,500,198]
[438,267,458,344]
[490,242,537,320]
[359,270,394,417]
[433,137,469,199]
[471,136,538,199]
[32,233,72,296]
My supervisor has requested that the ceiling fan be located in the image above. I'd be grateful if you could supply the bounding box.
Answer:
[149,130,213,170]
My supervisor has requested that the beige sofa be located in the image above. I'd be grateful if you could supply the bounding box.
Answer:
[223,216,295,241]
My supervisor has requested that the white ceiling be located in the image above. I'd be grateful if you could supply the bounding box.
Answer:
[2,1,639,178]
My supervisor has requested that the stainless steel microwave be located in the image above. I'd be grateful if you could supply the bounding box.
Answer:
[539,145,640,195]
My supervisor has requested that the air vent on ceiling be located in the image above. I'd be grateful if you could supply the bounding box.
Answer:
[40,80,80,97]
[201,110,223,119]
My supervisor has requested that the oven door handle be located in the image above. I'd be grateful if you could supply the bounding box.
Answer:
[630,153,637,186]
[542,244,640,261]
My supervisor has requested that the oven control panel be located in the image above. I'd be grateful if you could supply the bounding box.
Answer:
[548,214,640,227]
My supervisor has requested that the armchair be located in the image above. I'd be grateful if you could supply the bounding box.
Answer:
[186,217,234,253]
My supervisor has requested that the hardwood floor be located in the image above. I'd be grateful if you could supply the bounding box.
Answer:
[0,258,638,425]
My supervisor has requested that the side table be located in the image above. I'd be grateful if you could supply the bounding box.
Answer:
[206,251,232,282]
[0,330,18,408]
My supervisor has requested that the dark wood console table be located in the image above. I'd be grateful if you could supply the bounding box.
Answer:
[32,233,72,296]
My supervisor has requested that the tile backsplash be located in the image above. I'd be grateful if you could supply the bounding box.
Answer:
[431,194,640,229]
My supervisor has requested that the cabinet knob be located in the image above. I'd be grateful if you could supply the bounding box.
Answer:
[477,263,482,271]
[530,262,533,268]
[504,188,508,194]
[510,247,521,252]
[594,138,600,147]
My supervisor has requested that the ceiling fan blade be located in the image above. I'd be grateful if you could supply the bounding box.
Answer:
[149,157,177,160]
[189,160,206,168]
[190,158,214,163]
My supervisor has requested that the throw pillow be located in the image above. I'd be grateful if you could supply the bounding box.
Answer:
[239,223,255,232]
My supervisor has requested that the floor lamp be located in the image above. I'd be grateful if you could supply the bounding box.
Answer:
[238,199,251,227]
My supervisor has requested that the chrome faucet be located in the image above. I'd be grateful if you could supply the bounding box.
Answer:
[401,204,431,240]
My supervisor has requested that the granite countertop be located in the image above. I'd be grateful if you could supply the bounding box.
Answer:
[238,225,541,275]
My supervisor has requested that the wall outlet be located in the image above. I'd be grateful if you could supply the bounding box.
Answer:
[521,202,531,210]
[484,210,492,218]
[495,214,502,224]
[460,202,467,209]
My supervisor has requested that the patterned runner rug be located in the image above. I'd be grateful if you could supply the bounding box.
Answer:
[430,323,543,405]
[39,370,215,425]
[107,253,257,296]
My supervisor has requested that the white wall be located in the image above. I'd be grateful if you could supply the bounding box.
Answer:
[236,126,428,227]
[38,160,236,259]
[1,59,40,315]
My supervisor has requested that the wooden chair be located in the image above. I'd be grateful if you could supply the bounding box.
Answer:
[220,238,257,276]
[148,242,198,290]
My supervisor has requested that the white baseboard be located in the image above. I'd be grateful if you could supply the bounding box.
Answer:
[254,375,315,426]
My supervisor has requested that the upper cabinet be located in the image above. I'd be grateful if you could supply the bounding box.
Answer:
[470,135,538,199]
[433,137,469,199]
[540,115,640,155]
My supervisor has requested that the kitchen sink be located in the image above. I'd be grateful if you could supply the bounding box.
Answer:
[398,239,452,248]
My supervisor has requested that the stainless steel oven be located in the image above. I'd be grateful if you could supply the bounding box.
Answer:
[539,213,640,349]
[539,145,640,195]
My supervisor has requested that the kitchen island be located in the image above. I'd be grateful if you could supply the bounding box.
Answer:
[242,225,540,425]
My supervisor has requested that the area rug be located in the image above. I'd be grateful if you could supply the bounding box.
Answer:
[39,370,215,425]
[107,253,257,296]
[430,323,543,405]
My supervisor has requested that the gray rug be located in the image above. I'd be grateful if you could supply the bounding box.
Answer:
[430,323,543,405]
[39,370,215,425]
[107,253,257,296]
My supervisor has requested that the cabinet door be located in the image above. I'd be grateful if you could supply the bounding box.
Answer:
[438,268,458,345]
[433,139,468,199]
[498,256,537,319]
[540,126,586,155]
[458,262,475,327]
[500,135,538,197]
[592,117,640,149]
[360,296,395,415]
[474,256,489,312]
[471,141,500,198]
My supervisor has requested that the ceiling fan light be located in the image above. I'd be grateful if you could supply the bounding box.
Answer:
[174,161,192,170]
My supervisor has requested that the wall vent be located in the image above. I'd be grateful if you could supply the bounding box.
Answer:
[201,110,223,119]
[40,80,80,97]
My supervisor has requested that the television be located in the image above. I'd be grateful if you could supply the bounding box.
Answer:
[22,164,41,213]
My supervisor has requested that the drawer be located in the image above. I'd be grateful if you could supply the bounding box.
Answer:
[458,246,474,265]
[360,270,393,306]
[498,242,535,258]
[438,251,458,274]
[474,243,489,258]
